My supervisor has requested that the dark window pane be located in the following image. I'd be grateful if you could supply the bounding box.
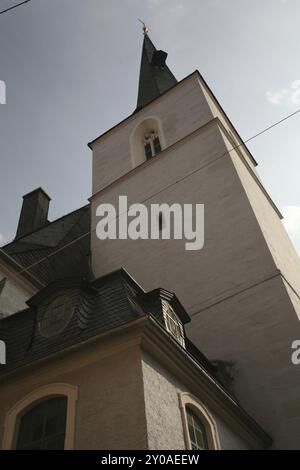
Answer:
[32,419,44,441]
[186,408,209,450]
[195,427,206,449]
[153,137,161,155]
[43,434,65,450]
[23,443,42,450]
[144,142,152,160]
[55,435,66,450]
[45,416,58,436]
[16,397,67,450]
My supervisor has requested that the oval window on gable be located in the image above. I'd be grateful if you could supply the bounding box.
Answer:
[16,396,67,450]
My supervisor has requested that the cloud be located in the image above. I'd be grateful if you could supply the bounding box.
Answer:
[282,205,300,255]
[266,80,300,106]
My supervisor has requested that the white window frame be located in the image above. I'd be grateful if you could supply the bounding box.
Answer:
[178,393,220,450]
[162,300,185,347]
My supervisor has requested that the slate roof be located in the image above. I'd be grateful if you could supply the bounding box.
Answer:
[0,269,215,380]
[0,205,92,289]
[136,34,178,110]
[0,268,272,446]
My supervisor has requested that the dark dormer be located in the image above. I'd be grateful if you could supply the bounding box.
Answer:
[140,288,190,348]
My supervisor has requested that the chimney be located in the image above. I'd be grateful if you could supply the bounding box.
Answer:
[16,188,51,239]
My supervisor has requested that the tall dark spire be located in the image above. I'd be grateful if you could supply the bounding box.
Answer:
[136,33,177,110]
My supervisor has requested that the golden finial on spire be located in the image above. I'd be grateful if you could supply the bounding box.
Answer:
[138,19,149,36]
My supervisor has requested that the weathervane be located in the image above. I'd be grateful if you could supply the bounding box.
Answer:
[138,19,149,36]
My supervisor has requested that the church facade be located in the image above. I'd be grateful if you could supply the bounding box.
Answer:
[0,32,299,450]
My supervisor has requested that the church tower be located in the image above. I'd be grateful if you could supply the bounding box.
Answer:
[89,31,300,449]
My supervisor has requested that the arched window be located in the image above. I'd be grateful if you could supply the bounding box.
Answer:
[130,117,165,167]
[186,407,208,450]
[179,393,220,450]
[144,131,162,160]
[2,383,78,450]
[16,397,67,450]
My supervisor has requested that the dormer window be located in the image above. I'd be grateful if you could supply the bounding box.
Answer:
[162,300,185,347]
[144,131,162,160]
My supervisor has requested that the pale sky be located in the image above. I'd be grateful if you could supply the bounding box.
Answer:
[1,0,300,253]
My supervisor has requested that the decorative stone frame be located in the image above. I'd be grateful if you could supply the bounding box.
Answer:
[1,383,78,450]
[178,392,221,450]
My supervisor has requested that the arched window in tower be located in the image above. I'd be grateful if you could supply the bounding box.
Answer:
[143,131,162,160]
[186,407,209,450]
[130,117,165,167]
[16,397,67,450]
